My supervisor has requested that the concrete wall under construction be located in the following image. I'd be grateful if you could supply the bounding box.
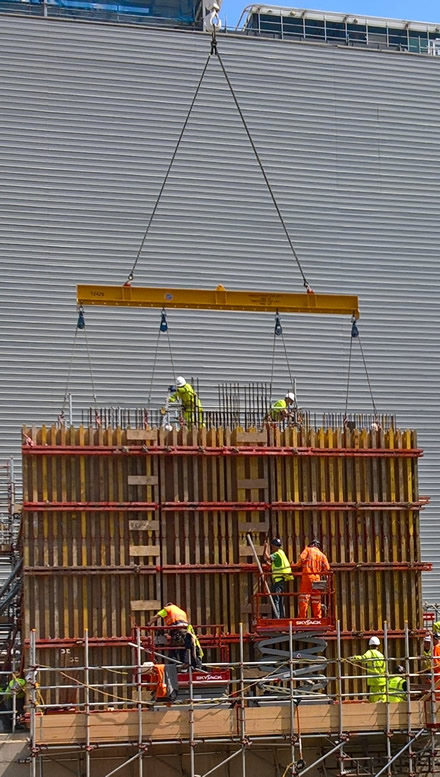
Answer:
[22,424,426,637]
[20,422,428,713]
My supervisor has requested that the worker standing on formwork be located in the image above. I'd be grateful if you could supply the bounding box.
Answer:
[263,538,293,618]
[350,637,387,702]
[270,391,296,420]
[168,376,204,427]
[296,539,330,619]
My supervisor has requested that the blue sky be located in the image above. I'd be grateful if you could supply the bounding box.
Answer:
[222,0,440,29]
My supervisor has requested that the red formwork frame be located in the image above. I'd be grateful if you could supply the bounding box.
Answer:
[22,444,424,457]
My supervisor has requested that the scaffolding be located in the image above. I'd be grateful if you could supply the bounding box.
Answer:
[0,458,21,670]
[25,621,440,777]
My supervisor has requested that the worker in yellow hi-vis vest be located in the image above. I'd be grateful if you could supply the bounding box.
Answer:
[1,673,26,731]
[350,637,386,702]
[270,391,296,420]
[168,377,204,427]
[263,538,293,618]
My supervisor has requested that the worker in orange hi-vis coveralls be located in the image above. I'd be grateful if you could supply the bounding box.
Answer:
[432,633,440,700]
[296,539,330,619]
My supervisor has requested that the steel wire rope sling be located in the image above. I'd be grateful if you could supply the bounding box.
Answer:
[123,28,314,430]
[344,316,379,424]
[124,27,313,292]
[146,308,178,427]
[269,310,298,416]
[59,307,100,427]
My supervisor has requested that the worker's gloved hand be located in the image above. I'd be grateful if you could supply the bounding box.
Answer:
[168,385,176,392]
[160,407,167,415]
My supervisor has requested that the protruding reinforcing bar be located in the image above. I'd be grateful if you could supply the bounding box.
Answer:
[76,284,360,318]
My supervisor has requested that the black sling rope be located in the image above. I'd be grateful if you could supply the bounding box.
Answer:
[269,311,296,403]
[344,317,377,417]
[60,307,99,422]
[146,309,177,405]
[125,31,312,292]
[126,54,212,284]
[215,49,312,292]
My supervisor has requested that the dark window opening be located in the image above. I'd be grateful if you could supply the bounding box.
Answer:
[305,18,325,39]
[347,22,366,43]
[326,20,346,41]
[283,16,304,38]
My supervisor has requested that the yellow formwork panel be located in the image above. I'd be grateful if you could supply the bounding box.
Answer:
[22,423,425,642]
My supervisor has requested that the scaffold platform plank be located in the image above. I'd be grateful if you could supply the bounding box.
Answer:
[34,701,425,746]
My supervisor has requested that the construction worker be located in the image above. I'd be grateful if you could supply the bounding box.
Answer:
[433,632,440,699]
[270,391,296,420]
[149,603,189,664]
[1,673,26,731]
[423,634,432,664]
[350,637,386,702]
[387,665,407,702]
[168,376,203,427]
[296,539,330,619]
[263,538,293,618]
[421,635,432,690]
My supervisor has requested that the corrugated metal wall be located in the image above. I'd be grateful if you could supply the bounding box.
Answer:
[0,16,439,596]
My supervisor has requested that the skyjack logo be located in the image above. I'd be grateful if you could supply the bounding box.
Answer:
[197,673,227,682]
[295,619,321,626]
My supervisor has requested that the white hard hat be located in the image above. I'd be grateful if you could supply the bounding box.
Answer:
[285,392,296,402]
[368,636,380,647]
[176,376,186,388]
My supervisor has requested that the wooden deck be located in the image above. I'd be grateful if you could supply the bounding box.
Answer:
[34,701,426,746]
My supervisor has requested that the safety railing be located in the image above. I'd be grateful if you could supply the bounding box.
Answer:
[22,622,440,776]
[239,11,440,57]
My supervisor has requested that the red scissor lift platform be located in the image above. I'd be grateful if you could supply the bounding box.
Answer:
[253,571,335,632]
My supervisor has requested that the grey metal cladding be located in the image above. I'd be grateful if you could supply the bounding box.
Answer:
[0,18,439,597]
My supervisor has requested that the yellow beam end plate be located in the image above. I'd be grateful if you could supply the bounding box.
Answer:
[77,285,359,318]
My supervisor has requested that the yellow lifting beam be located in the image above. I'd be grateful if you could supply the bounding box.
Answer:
[77,284,359,318]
